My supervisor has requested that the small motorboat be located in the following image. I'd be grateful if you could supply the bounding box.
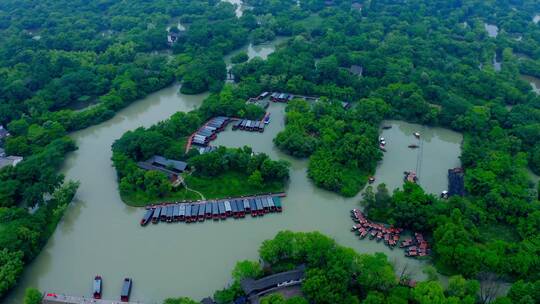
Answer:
[379,137,385,142]
[93,276,102,299]
[380,140,386,146]
[368,176,375,184]
[382,125,392,129]
[414,132,420,138]
[441,190,449,199]
[264,114,271,124]
[408,144,419,149]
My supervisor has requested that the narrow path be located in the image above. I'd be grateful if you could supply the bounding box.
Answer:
[184,184,205,201]
[182,171,206,200]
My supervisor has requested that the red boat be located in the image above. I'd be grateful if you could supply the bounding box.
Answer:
[400,239,413,247]
[93,275,102,299]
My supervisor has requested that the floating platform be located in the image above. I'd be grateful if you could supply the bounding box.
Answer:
[141,193,286,225]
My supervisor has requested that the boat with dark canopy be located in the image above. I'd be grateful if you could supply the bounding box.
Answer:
[140,209,153,226]
[120,278,132,302]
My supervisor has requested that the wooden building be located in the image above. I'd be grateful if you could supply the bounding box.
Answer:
[137,155,188,180]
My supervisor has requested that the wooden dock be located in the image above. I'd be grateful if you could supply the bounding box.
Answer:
[42,293,143,304]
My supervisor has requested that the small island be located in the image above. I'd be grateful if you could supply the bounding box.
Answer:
[112,86,290,207]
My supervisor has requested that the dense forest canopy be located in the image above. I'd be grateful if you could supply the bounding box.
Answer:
[2,0,540,302]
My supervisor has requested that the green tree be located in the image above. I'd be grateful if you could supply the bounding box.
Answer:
[412,281,447,304]
[232,260,262,282]
[24,288,42,304]
[0,249,24,296]
[248,170,264,189]
[163,297,198,304]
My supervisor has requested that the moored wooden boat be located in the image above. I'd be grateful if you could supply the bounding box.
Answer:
[360,230,368,239]
[152,207,161,224]
[140,208,154,226]
[93,275,102,299]
[120,278,132,302]
[273,196,282,212]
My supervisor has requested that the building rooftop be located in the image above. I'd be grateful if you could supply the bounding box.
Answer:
[0,125,9,139]
[241,265,305,296]
[201,297,215,304]
[148,155,187,172]
[349,65,363,76]
[137,155,188,177]
[0,156,23,169]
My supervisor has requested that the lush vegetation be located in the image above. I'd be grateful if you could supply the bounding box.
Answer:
[362,176,540,281]
[167,231,484,304]
[0,0,280,298]
[225,0,540,292]
[0,181,78,297]
[274,98,386,196]
[3,0,540,300]
[23,288,42,304]
[111,85,288,206]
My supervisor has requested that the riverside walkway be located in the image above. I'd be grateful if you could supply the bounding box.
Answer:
[42,293,143,304]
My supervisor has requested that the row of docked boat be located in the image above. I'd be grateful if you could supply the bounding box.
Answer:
[350,209,430,258]
[140,195,284,226]
[232,118,267,132]
[92,276,132,302]
[351,209,402,248]
[191,116,230,147]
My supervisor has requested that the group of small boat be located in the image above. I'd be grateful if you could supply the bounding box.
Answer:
[92,276,132,302]
[190,116,229,147]
[232,116,269,132]
[379,130,422,151]
[350,209,430,258]
[140,195,284,226]
[400,232,431,257]
[350,209,402,248]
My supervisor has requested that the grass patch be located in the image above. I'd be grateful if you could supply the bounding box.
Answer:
[121,171,286,207]
[478,223,520,243]
[294,14,323,31]
[339,167,370,197]
[121,189,201,207]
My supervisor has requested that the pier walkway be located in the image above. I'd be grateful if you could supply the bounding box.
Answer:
[43,293,143,304]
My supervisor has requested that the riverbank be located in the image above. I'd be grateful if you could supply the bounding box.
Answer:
[122,171,287,207]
